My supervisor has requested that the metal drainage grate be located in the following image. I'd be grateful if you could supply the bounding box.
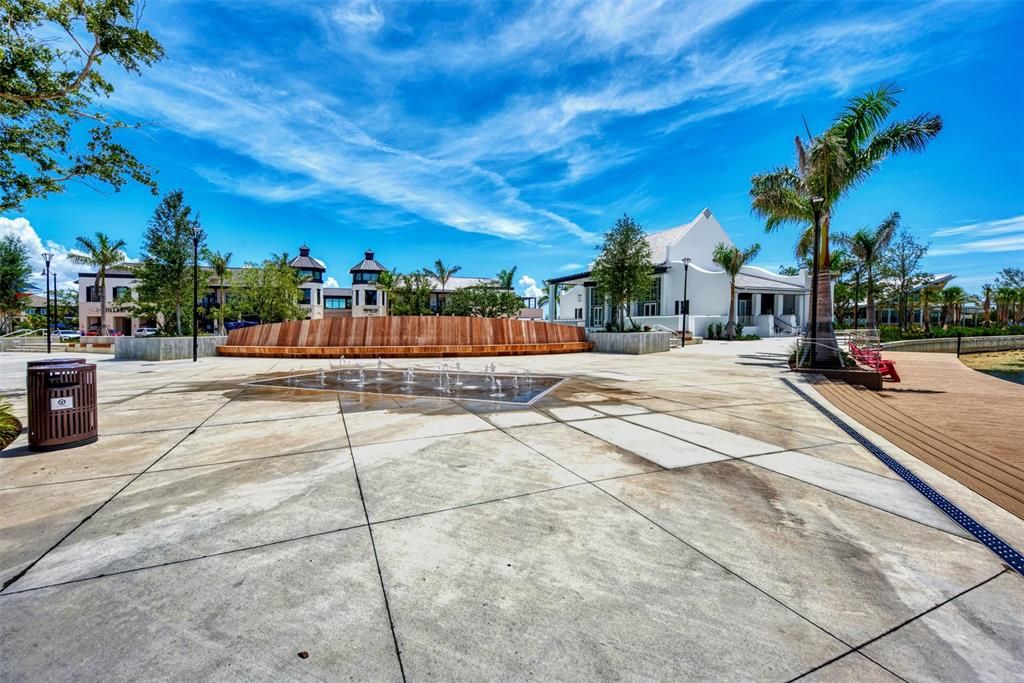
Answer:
[781,378,1023,576]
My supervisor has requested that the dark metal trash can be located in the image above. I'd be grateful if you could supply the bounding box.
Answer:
[27,358,86,368]
[27,362,98,451]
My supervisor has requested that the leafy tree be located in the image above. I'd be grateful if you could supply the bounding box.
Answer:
[712,242,761,339]
[751,83,942,364]
[836,211,899,330]
[390,272,434,316]
[231,254,303,323]
[428,259,461,312]
[1,0,164,211]
[204,249,232,334]
[0,233,32,332]
[994,267,1024,324]
[55,286,78,327]
[134,190,206,335]
[879,228,929,332]
[375,270,398,315]
[495,266,518,290]
[443,284,522,318]
[590,215,653,331]
[68,231,125,334]
[778,265,800,276]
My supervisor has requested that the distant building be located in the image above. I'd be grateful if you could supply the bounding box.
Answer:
[74,244,536,334]
[546,208,811,337]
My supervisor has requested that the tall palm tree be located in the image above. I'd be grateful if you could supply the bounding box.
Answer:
[428,259,461,312]
[712,241,761,340]
[980,283,993,325]
[204,249,232,334]
[69,232,127,335]
[751,83,942,364]
[495,266,517,290]
[836,211,899,331]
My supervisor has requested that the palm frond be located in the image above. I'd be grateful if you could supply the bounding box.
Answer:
[832,82,902,146]
[865,114,943,162]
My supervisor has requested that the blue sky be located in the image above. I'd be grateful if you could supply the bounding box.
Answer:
[4,0,1023,297]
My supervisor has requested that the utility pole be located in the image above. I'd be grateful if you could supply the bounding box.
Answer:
[681,257,691,348]
[192,227,200,362]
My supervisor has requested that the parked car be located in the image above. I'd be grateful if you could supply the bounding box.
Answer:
[52,330,80,342]
[134,327,159,337]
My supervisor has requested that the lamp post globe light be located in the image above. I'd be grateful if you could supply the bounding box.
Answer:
[808,196,825,368]
[42,252,54,354]
[681,257,691,348]
[191,226,201,363]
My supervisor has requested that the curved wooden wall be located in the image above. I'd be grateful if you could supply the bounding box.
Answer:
[219,317,590,358]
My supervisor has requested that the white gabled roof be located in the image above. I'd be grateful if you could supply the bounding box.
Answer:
[735,266,808,292]
[644,209,709,264]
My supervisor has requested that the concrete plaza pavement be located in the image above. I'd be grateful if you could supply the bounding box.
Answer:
[0,340,1021,681]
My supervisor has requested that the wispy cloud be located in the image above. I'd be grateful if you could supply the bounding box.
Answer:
[932,214,1024,237]
[930,234,1024,257]
[559,263,584,271]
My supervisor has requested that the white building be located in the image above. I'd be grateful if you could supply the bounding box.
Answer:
[546,208,812,337]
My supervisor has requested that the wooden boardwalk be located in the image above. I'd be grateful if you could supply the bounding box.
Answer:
[816,351,1024,520]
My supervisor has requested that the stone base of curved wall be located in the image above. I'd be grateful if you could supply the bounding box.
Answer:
[881,334,1024,354]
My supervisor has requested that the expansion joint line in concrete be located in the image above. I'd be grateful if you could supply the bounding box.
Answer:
[336,393,408,683]
[781,378,1024,576]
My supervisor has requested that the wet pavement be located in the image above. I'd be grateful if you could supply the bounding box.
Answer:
[0,341,1021,681]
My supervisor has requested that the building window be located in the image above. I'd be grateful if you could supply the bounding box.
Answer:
[325,296,350,309]
[316,289,321,305]
[86,286,101,303]
[574,307,583,319]
[635,277,661,316]
[296,269,322,283]
[364,289,378,306]
[783,295,796,315]
[587,287,605,326]
[353,272,380,284]
[760,295,774,315]
[299,289,311,305]
[113,286,131,302]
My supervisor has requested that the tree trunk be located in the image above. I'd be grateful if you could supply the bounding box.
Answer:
[865,266,876,332]
[218,282,225,335]
[726,281,736,340]
[811,270,840,365]
[99,271,107,336]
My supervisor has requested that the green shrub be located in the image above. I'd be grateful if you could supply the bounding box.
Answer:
[714,322,724,338]
[706,322,716,339]
[0,399,21,451]
[880,324,1024,343]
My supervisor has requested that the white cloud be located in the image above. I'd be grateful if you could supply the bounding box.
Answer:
[932,215,1024,238]
[930,234,1024,257]
[559,262,584,271]
[332,0,385,32]
[0,216,83,290]
[324,276,341,288]
[518,274,545,299]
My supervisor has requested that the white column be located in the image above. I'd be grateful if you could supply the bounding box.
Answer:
[547,283,557,321]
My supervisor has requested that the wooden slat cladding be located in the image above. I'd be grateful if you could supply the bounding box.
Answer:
[220,317,590,357]
[225,317,587,348]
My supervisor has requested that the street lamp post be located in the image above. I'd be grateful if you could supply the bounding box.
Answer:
[808,197,824,368]
[681,257,691,348]
[192,227,200,363]
[42,252,54,354]
[853,267,861,331]
[52,271,58,334]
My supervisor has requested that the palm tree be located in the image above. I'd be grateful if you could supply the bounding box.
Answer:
[69,232,127,335]
[836,212,899,331]
[495,266,517,290]
[938,286,966,327]
[751,83,942,364]
[712,241,761,340]
[428,259,461,312]
[204,249,232,334]
[980,283,993,325]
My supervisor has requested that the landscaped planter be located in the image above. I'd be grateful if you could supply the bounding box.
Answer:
[587,331,671,354]
[115,336,227,361]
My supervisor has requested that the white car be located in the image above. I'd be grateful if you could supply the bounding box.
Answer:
[134,327,159,337]
[53,330,80,342]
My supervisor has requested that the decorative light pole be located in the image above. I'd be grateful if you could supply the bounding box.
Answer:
[808,196,825,367]
[52,271,58,333]
[853,266,861,331]
[191,226,201,363]
[42,252,54,353]
[681,257,691,348]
